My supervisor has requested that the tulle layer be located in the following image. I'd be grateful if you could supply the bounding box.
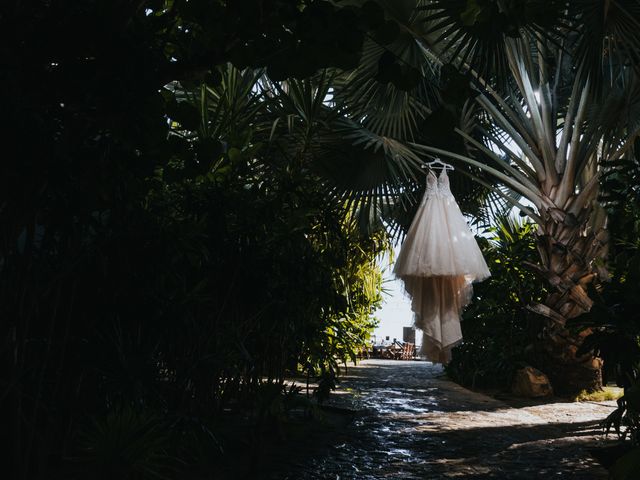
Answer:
[401,275,471,363]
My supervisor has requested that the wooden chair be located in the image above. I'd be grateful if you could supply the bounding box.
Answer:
[401,342,415,360]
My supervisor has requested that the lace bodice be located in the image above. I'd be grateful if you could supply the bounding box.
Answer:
[425,170,452,197]
[438,169,452,195]
[426,171,438,196]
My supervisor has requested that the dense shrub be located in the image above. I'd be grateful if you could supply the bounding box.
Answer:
[573,145,640,470]
[1,61,388,478]
[445,217,547,389]
[577,144,640,390]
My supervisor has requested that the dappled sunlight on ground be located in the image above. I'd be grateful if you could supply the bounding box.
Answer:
[275,360,617,479]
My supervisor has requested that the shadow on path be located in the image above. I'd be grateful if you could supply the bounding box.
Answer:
[273,359,617,479]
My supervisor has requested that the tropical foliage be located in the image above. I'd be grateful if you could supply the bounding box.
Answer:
[0,2,396,475]
[326,0,640,393]
[4,64,390,477]
[571,146,640,474]
[446,217,547,388]
[578,144,640,391]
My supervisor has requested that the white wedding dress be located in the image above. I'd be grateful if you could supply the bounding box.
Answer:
[394,169,490,363]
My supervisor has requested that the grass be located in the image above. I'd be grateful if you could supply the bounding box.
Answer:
[572,386,624,402]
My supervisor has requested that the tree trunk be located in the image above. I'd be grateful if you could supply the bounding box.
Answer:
[527,197,608,395]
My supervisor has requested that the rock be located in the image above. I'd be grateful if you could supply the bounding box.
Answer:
[511,366,554,398]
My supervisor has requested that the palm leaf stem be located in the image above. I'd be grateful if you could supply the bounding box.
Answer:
[454,128,541,192]
[457,169,542,223]
[411,143,543,204]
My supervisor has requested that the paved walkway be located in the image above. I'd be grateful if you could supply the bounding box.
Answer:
[280,359,616,479]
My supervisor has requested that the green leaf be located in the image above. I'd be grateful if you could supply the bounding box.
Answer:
[460,0,486,26]
[227,147,243,163]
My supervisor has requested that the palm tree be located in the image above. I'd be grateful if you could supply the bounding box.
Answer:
[329,0,640,392]
[414,39,638,391]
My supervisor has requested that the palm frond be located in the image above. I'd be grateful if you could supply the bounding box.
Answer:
[416,0,569,81]
[332,4,439,140]
[570,0,640,93]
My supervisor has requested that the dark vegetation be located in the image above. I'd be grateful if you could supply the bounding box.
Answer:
[579,142,640,394]
[446,217,547,389]
[1,2,392,478]
[4,0,640,478]
[573,145,640,475]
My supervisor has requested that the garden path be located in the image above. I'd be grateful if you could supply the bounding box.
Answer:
[278,359,616,479]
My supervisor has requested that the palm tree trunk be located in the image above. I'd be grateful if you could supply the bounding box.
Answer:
[527,194,608,394]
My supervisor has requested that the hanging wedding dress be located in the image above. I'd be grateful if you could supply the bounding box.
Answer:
[394,169,490,363]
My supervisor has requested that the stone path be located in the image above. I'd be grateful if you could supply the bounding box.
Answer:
[279,359,617,479]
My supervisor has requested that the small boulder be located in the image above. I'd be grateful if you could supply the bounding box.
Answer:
[511,366,553,398]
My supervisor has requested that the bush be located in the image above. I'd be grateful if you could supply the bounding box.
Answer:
[445,216,547,389]
[573,144,640,462]
[1,65,388,478]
